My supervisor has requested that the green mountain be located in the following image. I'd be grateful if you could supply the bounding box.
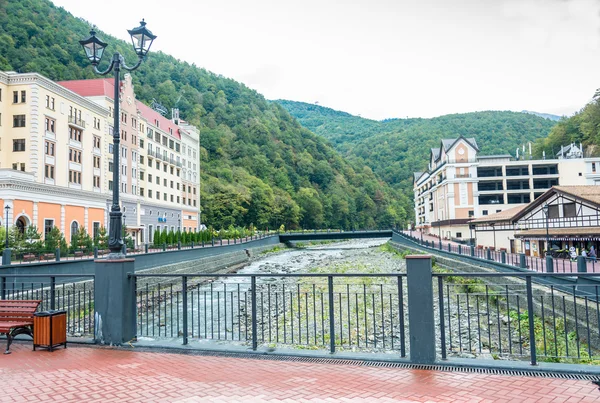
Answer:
[278,100,558,212]
[0,0,408,229]
[533,97,600,158]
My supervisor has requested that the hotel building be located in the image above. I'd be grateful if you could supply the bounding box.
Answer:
[0,70,200,246]
[413,136,600,249]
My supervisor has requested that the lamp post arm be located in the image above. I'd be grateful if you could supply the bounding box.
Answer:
[121,56,144,72]
[92,56,117,76]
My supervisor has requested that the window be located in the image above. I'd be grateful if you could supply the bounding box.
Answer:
[148,189,153,198]
[121,165,127,176]
[13,115,25,127]
[121,147,127,158]
[44,219,54,237]
[148,174,153,182]
[21,90,26,103]
[45,95,55,110]
[132,118,137,128]
[0,88,2,101]
[45,117,55,133]
[177,196,180,203]
[162,136,167,146]
[69,170,81,184]
[164,193,167,201]
[121,183,127,193]
[548,204,559,219]
[13,139,25,152]
[140,188,145,197]
[177,183,180,190]
[140,139,144,148]
[482,210,488,216]
[93,156,101,168]
[183,197,186,205]
[170,195,174,202]
[121,130,127,141]
[69,127,82,142]
[156,191,160,200]
[109,144,114,153]
[155,132,160,142]
[163,178,167,186]
[108,180,113,191]
[170,180,174,189]
[456,232,462,238]
[93,176,100,188]
[69,149,82,163]
[44,164,54,179]
[140,156,144,165]
[13,91,18,103]
[108,162,114,172]
[496,210,502,213]
[94,136,101,148]
[176,169,180,177]
[563,203,576,218]
[121,112,127,123]
[170,166,174,175]
[193,200,196,207]
[156,176,160,185]
[93,222,100,240]
[132,135,137,145]
[593,163,597,173]
[156,161,160,169]
[44,141,55,156]
[70,221,79,241]
[193,187,196,195]
[140,171,145,181]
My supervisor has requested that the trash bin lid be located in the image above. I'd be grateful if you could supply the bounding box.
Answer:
[34,310,67,317]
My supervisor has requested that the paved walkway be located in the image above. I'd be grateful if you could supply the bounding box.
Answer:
[0,343,599,402]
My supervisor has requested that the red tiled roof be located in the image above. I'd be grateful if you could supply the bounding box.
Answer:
[57,79,115,98]
[136,101,181,140]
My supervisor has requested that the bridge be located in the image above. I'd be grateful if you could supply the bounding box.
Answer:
[279,229,392,242]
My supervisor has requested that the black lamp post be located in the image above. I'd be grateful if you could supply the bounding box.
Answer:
[122,214,126,238]
[4,205,9,248]
[178,215,181,243]
[80,21,156,259]
[543,204,550,257]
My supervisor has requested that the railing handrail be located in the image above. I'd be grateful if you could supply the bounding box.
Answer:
[130,273,407,278]
[0,274,94,278]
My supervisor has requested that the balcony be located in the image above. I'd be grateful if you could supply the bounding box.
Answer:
[68,116,86,129]
[154,151,162,160]
[454,173,472,179]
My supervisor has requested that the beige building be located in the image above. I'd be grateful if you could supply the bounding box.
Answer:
[414,136,600,245]
[0,70,201,246]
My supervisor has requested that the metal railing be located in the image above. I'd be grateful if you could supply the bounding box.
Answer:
[132,273,408,355]
[437,272,600,364]
[68,115,86,128]
[0,274,95,337]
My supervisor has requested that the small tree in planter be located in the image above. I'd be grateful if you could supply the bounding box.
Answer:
[95,226,108,250]
[23,225,43,256]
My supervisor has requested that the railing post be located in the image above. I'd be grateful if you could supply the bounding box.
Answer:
[519,253,527,269]
[328,275,335,354]
[397,276,406,358]
[191,241,194,248]
[94,247,99,259]
[546,255,554,273]
[447,243,451,253]
[470,245,475,257]
[251,275,257,350]
[178,241,182,250]
[0,277,4,299]
[182,276,188,345]
[577,256,587,273]
[163,243,166,252]
[438,240,442,250]
[458,245,462,255]
[55,247,60,262]
[1,248,11,266]
[501,251,507,264]
[526,276,537,365]
[437,276,447,360]
[50,276,56,310]
[405,255,435,364]
[144,243,149,254]
[122,244,127,256]
[486,248,491,261]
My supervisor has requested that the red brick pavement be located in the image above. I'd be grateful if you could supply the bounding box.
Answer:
[0,343,599,402]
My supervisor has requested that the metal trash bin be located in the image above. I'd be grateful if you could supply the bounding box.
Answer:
[33,310,67,352]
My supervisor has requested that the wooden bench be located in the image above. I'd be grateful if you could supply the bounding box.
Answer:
[42,253,55,260]
[0,300,41,354]
[22,254,36,262]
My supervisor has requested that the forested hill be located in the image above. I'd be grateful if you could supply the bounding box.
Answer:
[533,97,600,158]
[278,100,557,198]
[0,0,409,230]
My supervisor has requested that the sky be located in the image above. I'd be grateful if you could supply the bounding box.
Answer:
[52,0,600,120]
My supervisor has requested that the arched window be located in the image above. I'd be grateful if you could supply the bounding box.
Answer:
[71,221,79,241]
[16,217,26,234]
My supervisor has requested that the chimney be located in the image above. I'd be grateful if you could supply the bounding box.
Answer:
[172,108,180,125]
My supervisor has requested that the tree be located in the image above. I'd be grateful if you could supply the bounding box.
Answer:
[296,187,324,229]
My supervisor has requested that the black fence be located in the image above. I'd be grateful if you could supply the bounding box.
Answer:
[133,273,408,355]
[437,272,600,365]
[0,274,95,337]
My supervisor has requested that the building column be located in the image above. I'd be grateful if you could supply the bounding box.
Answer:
[33,202,38,229]
[60,204,66,234]
[84,207,89,233]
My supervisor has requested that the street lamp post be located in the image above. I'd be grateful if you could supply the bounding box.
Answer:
[80,21,156,259]
[178,215,181,248]
[4,206,9,248]
[437,219,442,249]
[543,204,550,257]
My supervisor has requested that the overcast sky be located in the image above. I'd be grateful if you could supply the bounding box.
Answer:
[53,0,600,120]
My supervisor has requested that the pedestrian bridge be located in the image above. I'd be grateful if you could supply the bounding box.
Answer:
[279,230,392,242]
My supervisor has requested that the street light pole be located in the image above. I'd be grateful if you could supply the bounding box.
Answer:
[4,206,9,248]
[80,21,156,259]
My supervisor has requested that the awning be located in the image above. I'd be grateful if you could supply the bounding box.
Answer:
[515,226,600,241]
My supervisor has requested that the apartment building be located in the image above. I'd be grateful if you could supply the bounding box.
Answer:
[0,70,201,245]
[413,136,600,244]
[0,71,108,242]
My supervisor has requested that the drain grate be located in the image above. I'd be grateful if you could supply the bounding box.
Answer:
[117,346,600,381]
